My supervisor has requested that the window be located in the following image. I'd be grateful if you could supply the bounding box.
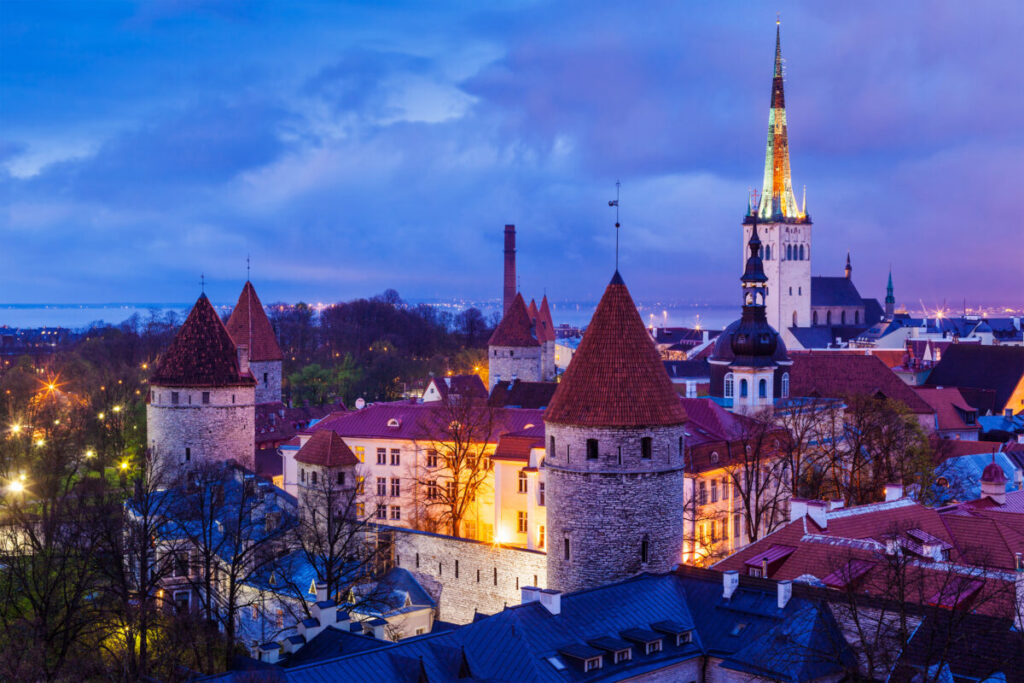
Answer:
[377,477,387,496]
[390,505,401,521]
[355,502,364,517]
[426,480,438,499]
[518,471,528,493]
[538,482,545,506]
[724,373,734,398]
[813,311,818,325]
[855,310,860,324]
[799,244,805,260]
[337,471,345,486]
[549,436,555,459]
[517,511,528,533]
[841,310,847,324]
[355,476,364,493]
[185,447,191,462]
[677,631,693,645]
[584,657,602,672]
[798,286,802,295]
[354,447,365,463]
[426,449,438,468]
[614,649,632,664]
[377,448,387,465]
[375,504,387,519]
[173,590,191,613]
[538,525,546,549]
[781,373,790,398]
[301,469,306,483]
[171,391,179,405]
[826,311,832,325]
[789,287,792,295]
[586,438,599,460]
[758,378,767,399]
[202,391,210,405]
[710,479,718,503]
[263,372,268,387]
[792,310,798,327]
[645,640,663,655]
[390,478,401,497]
[641,535,650,564]
[698,481,707,506]
[740,379,748,398]
[311,470,318,485]
[390,449,401,466]
[641,437,652,459]
[564,537,571,561]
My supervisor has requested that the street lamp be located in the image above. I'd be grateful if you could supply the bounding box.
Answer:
[7,480,24,494]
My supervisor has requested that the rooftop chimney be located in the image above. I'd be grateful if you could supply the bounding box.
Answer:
[503,225,516,315]
[777,580,793,609]
[538,588,561,615]
[884,483,903,502]
[521,586,541,605]
[789,499,808,522]
[723,570,739,600]
[806,501,828,530]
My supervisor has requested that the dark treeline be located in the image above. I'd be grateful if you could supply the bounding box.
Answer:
[268,289,493,405]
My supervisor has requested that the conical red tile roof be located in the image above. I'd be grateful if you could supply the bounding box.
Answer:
[538,295,555,343]
[528,299,539,326]
[151,294,255,388]
[546,272,687,428]
[295,430,358,467]
[225,281,284,362]
[488,293,539,347]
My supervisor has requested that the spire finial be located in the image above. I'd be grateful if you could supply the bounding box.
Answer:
[246,254,251,282]
[200,273,205,294]
[608,180,621,271]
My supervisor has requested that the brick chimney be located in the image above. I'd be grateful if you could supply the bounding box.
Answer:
[503,224,516,315]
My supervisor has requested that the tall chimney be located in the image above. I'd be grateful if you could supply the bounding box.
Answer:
[503,224,516,315]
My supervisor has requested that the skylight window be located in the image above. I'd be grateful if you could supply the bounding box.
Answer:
[730,622,747,636]
[546,656,566,671]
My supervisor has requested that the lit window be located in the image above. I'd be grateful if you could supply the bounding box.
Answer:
[699,481,707,506]
[538,482,545,506]
[354,447,365,463]
[724,373,734,398]
[517,511,527,533]
[710,479,718,503]
[518,471,528,493]
[426,481,438,499]
[538,525,546,549]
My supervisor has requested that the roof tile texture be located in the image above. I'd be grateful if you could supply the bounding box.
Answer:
[225,281,284,362]
[294,429,359,467]
[487,293,539,347]
[546,272,687,428]
[789,351,934,414]
[151,294,255,388]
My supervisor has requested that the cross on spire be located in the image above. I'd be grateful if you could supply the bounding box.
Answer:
[608,180,621,270]
[200,273,205,294]
[246,254,251,281]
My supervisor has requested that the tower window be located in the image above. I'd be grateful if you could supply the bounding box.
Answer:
[549,436,555,459]
[799,245,805,260]
[564,537,571,561]
[171,392,179,405]
[841,311,847,324]
[793,311,798,327]
[263,372,268,386]
[586,438,599,460]
[202,391,210,405]
[724,373,735,398]
[759,379,767,399]
[641,535,650,564]
[740,379,749,398]
[826,311,832,325]
[518,471,528,493]
[782,373,790,398]
[312,470,318,485]
[184,447,191,462]
[855,310,860,324]
[641,437,652,459]
[813,311,818,325]
[337,471,345,486]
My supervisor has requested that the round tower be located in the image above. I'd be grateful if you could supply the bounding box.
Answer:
[487,292,542,391]
[292,429,359,503]
[544,271,688,593]
[225,281,284,405]
[147,293,256,474]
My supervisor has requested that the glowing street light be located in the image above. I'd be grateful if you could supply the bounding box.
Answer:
[85,449,96,459]
[34,438,45,448]
[119,460,130,471]
[112,405,122,413]
[98,412,105,420]
[9,424,22,435]
[7,480,24,494]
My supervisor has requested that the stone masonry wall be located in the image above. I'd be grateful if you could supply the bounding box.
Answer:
[250,360,282,405]
[488,345,542,390]
[147,385,255,473]
[387,526,548,624]
[545,423,687,593]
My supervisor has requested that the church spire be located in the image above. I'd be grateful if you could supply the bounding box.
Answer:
[757,19,802,221]
[845,251,852,279]
[885,267,896,318]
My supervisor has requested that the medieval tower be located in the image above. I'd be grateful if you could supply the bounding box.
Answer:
[544,270,688,593]
[147,293,256,473]
[743,20,812,347]
[225,280,284,405]
[487,292,542,390]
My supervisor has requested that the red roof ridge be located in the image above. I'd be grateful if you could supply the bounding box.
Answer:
[488,293,540,347]
[225,281,284,362]
[546,271,687,428]
[294,430,358,467]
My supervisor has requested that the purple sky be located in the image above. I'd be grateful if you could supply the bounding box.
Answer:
[2,1,1022,308]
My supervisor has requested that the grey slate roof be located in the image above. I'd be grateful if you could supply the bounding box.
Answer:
[811,276,864,307]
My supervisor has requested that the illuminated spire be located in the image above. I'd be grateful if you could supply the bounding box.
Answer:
[757,19,802,221]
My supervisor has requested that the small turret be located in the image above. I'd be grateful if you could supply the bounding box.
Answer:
[844,251,852,279]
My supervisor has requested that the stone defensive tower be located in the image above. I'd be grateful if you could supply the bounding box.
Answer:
[147,293,256,473]
[743,20,812,346]
[487,292,542,391]
[544,271,688,593]
[225,281,284,405]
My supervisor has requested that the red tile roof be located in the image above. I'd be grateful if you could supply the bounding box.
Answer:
[538,296,555,343]
[914,387,978,432]
[788,351,934,414]
[527,298,539,326]
[150,294,255,388]
[546,272,688,428]
[294,429,359,467]
[488,293,539,347]
[225,281,284,362]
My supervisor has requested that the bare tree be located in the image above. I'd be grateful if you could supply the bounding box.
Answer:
[722,410,790,544]
[413,396,499,538]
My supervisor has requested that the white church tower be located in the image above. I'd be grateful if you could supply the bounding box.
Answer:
[742,20,812,348]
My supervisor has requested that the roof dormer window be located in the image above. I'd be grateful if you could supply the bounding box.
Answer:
[387,418,401,428]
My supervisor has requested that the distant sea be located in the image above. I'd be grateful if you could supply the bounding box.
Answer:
[0,301,739,332]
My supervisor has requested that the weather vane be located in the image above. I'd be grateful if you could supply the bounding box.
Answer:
[608,180,621,270]
[200,273,205,294]
[246,254,251,281]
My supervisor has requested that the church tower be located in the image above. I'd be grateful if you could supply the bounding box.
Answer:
[544,271,687,593]
[885,269,896,319]
[743,20,812,346]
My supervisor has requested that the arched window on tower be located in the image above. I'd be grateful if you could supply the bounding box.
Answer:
[781,372,790,398]
[799,244,805,260]
[786,244,792,260]
[765,245,771,260]
[724,373,735,398]
[758,379,767,399]
[740,379,749,398]
[792,311,798,327]
[813,311,818,326]
[826,311,832,325]
[641,535,650,565]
